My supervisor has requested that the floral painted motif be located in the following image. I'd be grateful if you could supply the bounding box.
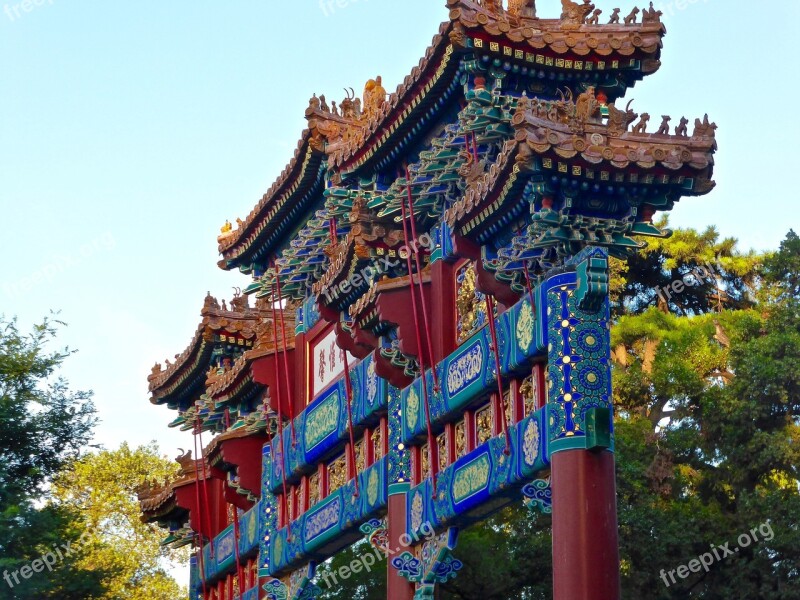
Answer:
[446,343,484,395]
[516,300,534,351]
[304,497,341,543]
[366,359,378,405]
[407,387,420,431]
[367,468,380,506]
[522,418,540,466]
[410,490,424,532]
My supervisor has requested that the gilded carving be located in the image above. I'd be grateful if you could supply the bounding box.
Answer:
[520,374,537,415]
[328,454,347,494]
[372,427,383,461]
[455,420,466,458]
[437,433,447,471]
[516,300,534,351]
[523,419,540,466]
[456,262,485,344]
[452,455,491,502]
[355,440,366,474]
[476,405,493,445]
[308,472,320,508]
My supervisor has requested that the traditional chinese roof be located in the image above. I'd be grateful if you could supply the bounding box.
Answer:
[217,0,666,277]
[446,90,717,242]
[217,130,328,274]
[137,450,204,523]
[148,293,267,408]
[450,0,665,70]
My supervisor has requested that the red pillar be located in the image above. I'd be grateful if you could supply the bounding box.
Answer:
[386,490,415,600]
[551,450,620,600]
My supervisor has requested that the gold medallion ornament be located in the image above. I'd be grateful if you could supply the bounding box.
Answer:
[368,468,380,505]
[523,419,540,466]
[407,387,420,431]
[411,490,424,532]
[516,300,534,351]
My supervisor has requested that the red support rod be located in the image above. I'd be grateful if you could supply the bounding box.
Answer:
[484,295,512,452]
[192,432,208,599]
[329,216,361,497]
[224,409,246,594]
[196,421,215,558]
[404,166,440,391]
[399,195,438,493]
[270,285,292,540]
[272,263,297,447]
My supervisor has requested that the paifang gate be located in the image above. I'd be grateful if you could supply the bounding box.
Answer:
[138,2,717,599]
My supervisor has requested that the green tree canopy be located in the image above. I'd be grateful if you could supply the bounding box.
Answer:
[0,317,108,599]
[51,443,188,600]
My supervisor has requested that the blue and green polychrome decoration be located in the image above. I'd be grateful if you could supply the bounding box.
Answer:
[546,248,613,454]
[268,353,387,493]
[392,249,611,537]
[392,527,463,599]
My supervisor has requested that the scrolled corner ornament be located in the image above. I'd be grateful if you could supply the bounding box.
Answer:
[359,517,389,553]
[431,552,464,584]
[391,551,423,583]
[263,579,288,600]
[573,247,610,313]
[522,477,552,514]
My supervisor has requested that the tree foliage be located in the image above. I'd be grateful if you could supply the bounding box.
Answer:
[51,443,189,600]
[0,319,186,599]
[0,317,108,599]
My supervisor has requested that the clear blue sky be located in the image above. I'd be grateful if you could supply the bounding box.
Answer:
[2,0,798,457]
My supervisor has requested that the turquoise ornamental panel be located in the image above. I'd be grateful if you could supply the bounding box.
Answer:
[268,354,388,493]
[259,444,279,579]
[405,407,549,537]
[268,457,389,575]
[198,500,262,586]
[546,248,614,454]
[400,272,553,445]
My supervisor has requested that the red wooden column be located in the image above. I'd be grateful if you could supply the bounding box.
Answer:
[387,485,415,600]
[551,450,620,600]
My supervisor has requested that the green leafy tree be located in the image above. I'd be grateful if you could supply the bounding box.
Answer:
[0,317,108,599]
[51,443,189,600]
[611,217,761,317]
[316,540,386,600]
[612,231,800,598]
